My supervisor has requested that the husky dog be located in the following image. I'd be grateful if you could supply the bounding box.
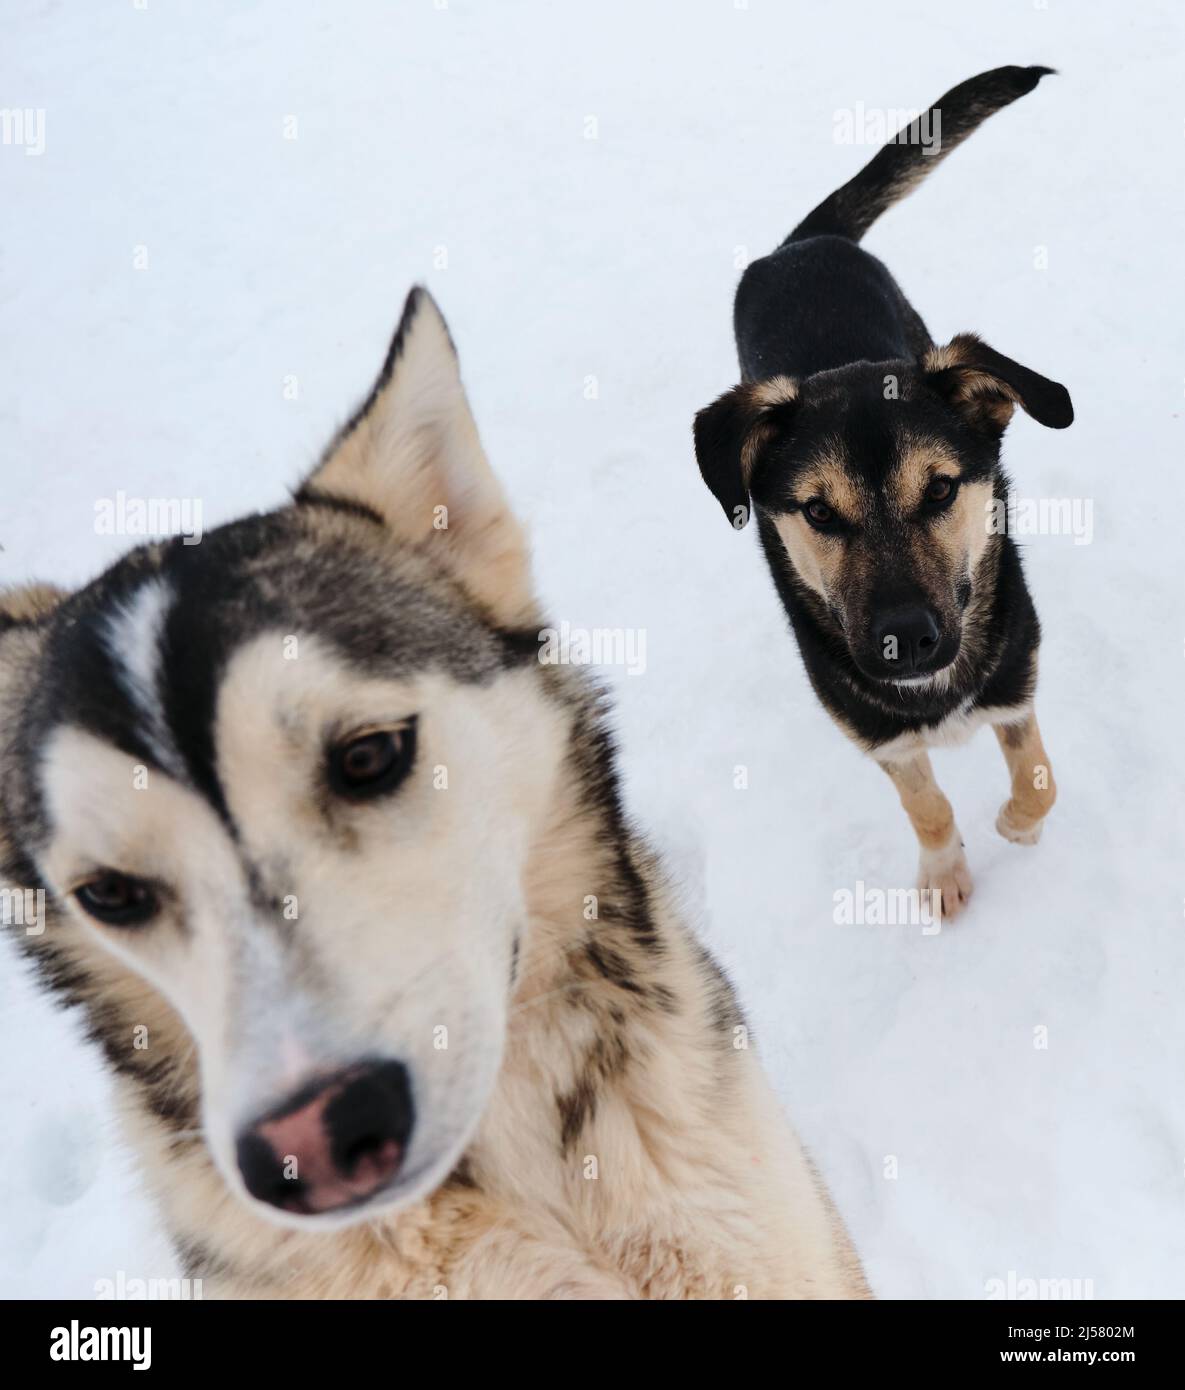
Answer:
[694,67,1072,920]
[0,290,867,1299]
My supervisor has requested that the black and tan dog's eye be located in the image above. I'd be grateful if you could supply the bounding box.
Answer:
[804,499,835,529]
[75,872,159,927]
[329,720,418,800]
[924,476,958,506]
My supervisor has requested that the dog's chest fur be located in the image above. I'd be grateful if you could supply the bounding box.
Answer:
[870,695,1028,764]
[6,650,865,1300]
[128,826,861,1300]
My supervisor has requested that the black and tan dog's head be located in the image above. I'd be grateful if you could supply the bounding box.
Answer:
[694,334,1072,684]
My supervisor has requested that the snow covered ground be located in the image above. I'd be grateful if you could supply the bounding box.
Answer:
[3,0,1183,1299]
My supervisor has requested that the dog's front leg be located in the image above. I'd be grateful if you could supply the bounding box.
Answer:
[878,752,972,920]
[993,713,1057,844]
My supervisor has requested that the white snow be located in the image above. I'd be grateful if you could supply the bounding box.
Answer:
[3,0,1183,1299]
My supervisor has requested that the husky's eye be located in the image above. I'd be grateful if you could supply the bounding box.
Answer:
[924,476,958,507]
[804,498,835,529]
[75,872,159,927]
[329,721,417,800]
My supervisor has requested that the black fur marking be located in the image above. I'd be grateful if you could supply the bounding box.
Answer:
[556,1080,596,1153]
[174,1236,236,1283]
[0,609,38,636]
[292,487,385,527]
[694,941,746,1040]
[495,625,548,668]
[156,541,238,827]
[584,939,644,995]
[28,549,174,783]
[565,716,664,955]
[140,1068,199,1130]
[650,982,678,1014]
[24,972,200,1134]
[18,937,91,1010]
[86,1004,197,1130]
[446,1156,480,1191]
[556,1032,631,1154]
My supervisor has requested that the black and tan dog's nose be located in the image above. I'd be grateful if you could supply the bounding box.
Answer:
[236,1059,414,1215]
[872,604,943,674]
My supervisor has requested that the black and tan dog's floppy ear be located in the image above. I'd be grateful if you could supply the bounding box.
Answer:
[923,333,1073,435]
[693,377,798,530]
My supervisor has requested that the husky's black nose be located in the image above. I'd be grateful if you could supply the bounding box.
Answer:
[871,604,943,676]
[236,1059,414,1215]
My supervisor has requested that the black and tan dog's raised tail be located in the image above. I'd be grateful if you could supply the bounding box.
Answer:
[790,65,1055,245]
[696,63,1071,922]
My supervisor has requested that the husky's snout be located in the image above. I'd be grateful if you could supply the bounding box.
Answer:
[235,1059,414,1215]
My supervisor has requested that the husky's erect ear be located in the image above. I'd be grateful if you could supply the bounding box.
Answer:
[923,333,1073,436]
[303,287,535,625]
[693,377,798,530]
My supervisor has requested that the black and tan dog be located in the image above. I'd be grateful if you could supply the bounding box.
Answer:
[694,66,1072,920]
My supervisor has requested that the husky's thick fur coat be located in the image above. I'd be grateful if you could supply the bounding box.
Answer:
[694,67,1072,920]
[0,291,867,1298]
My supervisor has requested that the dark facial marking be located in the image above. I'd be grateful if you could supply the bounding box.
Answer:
[292,486,385,527]
[555,1030,631,1154]
[584,939,644,995]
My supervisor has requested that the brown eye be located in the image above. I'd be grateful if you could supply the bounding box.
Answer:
[925,476,957,506]
[804,499,835,529]
[329,721,417,800]
[75,872,158,927]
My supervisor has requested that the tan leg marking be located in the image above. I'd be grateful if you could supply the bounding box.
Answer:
[879,752,972,920]
[994,713,1057,845]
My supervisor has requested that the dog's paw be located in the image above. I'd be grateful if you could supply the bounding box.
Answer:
[917,836,973,921]
[996,802,1044,845]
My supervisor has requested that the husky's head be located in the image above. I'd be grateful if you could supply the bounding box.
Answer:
[0,290,569,1229]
